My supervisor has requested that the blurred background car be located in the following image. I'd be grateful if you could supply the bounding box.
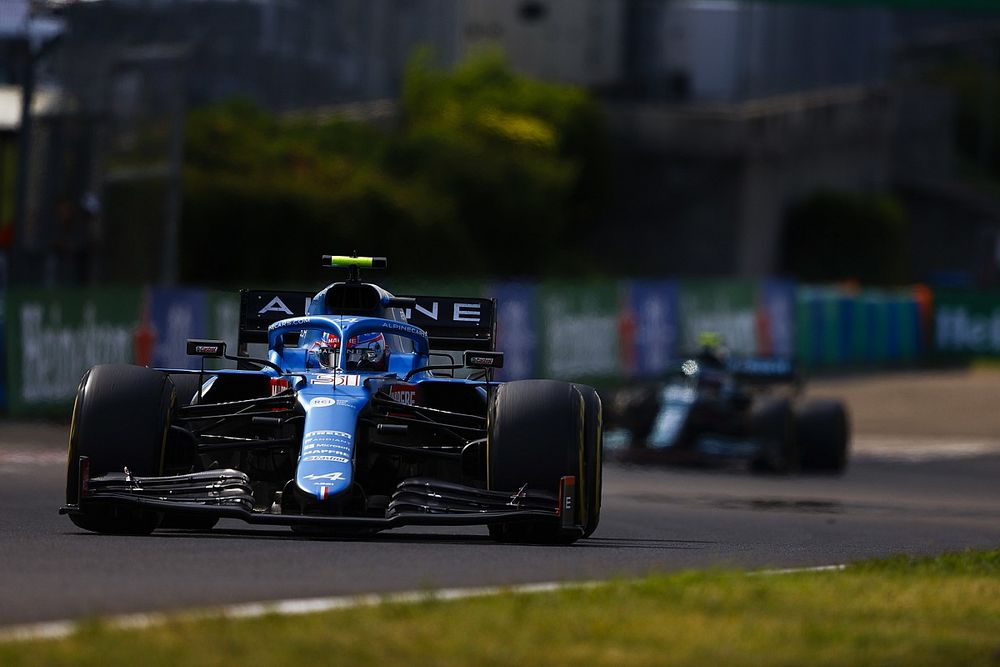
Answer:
[603,333,850,473]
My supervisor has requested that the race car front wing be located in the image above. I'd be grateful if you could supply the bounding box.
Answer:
[60,456,583,536]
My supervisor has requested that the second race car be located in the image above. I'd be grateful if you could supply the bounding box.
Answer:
[603,337,849,473]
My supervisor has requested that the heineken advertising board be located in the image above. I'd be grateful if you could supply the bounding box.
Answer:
[5,288,142,417]
[935,290,1000,356]
[2,287,244,417]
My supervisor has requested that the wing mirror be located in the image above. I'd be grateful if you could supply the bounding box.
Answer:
[464,350,503,369]
[186,339,226,357]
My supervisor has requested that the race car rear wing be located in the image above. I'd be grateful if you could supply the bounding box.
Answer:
[238,289,496,354]
[238,290,315,353]
[400,295,496,351]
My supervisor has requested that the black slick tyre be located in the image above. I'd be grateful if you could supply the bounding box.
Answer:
[573,383,603,538]
[796,399,850,473]
[486,380,598,544]
[169,373,203,407]
[66,364,175,534]
[750,398,797,473]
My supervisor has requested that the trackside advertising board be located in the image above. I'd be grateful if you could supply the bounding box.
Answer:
[2,288,243,417]
[677,280,758,355]
[796,286,922,368]
[1,280,941,415]
[5,288,142,417]
[488,282,538,381]
[619,280,679,379]
[934,290,1000,357]
[538,282,621,382]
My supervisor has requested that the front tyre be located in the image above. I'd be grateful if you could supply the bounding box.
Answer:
[66,364,175,534]
[487,380,601,544]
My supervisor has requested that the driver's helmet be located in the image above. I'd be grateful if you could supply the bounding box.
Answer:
[695,331,728,369]
[312,331,388,371]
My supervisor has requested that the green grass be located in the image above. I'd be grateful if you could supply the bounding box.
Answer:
[2,550,998,667]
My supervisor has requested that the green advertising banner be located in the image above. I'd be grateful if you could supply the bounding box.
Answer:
[4,288,143,417]
[206,290,241,352]
[538,282,621,382]
[677,280,758,355]
[935,290,1000,356]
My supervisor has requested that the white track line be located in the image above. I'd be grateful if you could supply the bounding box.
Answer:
[0,564,847,644]
[751,564,847,576]
[852,437,1000,462]
[0,450,66,466]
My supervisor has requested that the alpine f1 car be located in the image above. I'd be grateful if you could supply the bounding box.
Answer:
[61,256,602,543]
[604,349,849,473]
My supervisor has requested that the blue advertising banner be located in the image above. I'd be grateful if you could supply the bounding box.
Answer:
[488,282,538,381]
[149,287,208,370]
[620,280,679,378]
[756,279,795,357]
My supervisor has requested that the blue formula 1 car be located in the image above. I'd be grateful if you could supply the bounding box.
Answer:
[61,256,602,544]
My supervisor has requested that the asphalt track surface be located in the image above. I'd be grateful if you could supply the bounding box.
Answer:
[1,422,998,628]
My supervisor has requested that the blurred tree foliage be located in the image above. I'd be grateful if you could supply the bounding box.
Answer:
[926,59,997,178]
[180,52,609,284]
[780,191,910,285]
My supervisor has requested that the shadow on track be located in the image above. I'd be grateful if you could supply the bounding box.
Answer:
[61,529,717,550]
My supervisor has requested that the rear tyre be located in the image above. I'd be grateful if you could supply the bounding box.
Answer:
[796,399,849,473]
[486,380,598,544]
[750,398,797,473]
[573,384,603,538]
[66,364,175,535]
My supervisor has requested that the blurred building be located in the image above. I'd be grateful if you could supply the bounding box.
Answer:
[48,0,458,110]
[450,1,996,284]
[581,1,894,277]
[622,0,892,103]
[5,0,999,286]
[456,0,623,88]
[12,0,466,284]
